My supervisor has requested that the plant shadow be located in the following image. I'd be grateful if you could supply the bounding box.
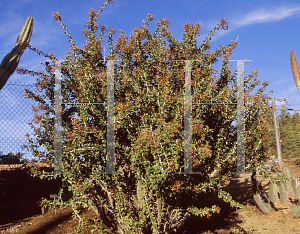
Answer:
[0,165,71,226]
[175,175,260,233]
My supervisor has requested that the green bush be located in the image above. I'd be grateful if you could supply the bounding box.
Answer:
[0,152,23,164]
[17,0,287,232]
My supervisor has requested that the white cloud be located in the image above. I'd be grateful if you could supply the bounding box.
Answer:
[204,5,300,42]
[235,5,300,27]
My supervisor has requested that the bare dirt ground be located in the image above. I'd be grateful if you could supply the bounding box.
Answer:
[1,158,300,234]
[219,157,300,234]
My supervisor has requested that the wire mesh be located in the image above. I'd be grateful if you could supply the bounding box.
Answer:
[263,107,300,160]
[0,81,48,161]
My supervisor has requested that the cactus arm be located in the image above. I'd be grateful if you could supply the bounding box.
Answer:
[0,44,23,90]
[16,16,33,46]
[0,16,33,91]
[290,49,300,94]
[279,182,289,203]
[269,182,278,206]
[253,180,274,214]
[292,179,297,193]
[279,167,290,203]
[254,192,274,214]
[290,183,300,218]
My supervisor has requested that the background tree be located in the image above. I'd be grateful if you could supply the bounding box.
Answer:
[282,111,300,158]
[261,106,300,160]
[276,108,300,159]
[17,1,285,232]
[0,152,23,164]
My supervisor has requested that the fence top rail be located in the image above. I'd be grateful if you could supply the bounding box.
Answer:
[45,59,254,62]
[275,107,300,111]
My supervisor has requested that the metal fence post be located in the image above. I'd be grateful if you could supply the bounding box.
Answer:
[229,60,253,174]
[51,58,253,176]
[272,98,283,164]
[47,59,66,175]
[100,60,121,174]
[52,59,121,175]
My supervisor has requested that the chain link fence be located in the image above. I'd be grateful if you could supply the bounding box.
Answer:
[272,109,300,157]
[1,81,299,166]
[0,81,47,161]
[262,105,300,171]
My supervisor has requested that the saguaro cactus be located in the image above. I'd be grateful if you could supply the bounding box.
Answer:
[0,16,33,91]
[290,49,300,95]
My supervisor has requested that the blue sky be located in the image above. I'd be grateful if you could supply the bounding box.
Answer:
[0,0,300,161]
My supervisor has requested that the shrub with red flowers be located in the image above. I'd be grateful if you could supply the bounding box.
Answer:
[17,1,288,232]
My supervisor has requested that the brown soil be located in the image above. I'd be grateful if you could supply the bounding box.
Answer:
[1,158,300,234]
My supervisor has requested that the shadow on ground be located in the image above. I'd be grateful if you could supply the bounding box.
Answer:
[0,166,265,233]
[176,174,259,234]
[0,166,69,225]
